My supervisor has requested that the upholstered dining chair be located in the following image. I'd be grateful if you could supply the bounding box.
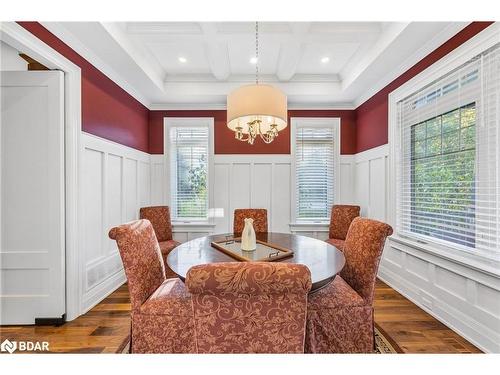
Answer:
[233,208,268,234]
[186,262,312,353]
[305,217,393,353]
[109,219,195,353]
[139,206,180,278]
[325,205,361,251]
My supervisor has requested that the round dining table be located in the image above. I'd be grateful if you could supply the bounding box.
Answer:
[167,232,345,292]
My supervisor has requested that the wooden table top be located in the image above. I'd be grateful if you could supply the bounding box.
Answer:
[167,232,345,292]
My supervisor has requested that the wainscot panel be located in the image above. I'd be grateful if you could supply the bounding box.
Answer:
[80,133,151,313]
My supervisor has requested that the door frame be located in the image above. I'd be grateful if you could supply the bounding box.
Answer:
[1,22,82,320]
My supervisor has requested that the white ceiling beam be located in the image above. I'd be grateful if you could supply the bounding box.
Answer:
[276,41,302,81]
[276,23,310,82]
[199,23,231,81]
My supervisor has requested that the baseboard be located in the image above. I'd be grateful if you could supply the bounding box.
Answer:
[378,266,499,353]
[80,270,126,316]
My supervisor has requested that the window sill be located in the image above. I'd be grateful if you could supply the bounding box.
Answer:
[172,221,216,232]
[289,222,329,232]
[389,234,500,279]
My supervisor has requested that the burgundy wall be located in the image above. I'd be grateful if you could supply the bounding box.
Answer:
[149,109,357,155]
[18,22,150,153]
[355,21,494,153]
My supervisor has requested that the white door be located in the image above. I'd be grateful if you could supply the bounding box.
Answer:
[0,71,65,324]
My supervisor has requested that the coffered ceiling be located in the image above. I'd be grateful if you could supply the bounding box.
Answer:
[41,21,469,108]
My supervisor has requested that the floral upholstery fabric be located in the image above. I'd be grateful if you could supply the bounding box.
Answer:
[308,276,364,310]
[140,278,192,316]
[306,302,373,353]
[139,206,173,242]
[325,238,345,252]
[233,209,268,234]
[109,219,195,353]
[306,277,372,353]
[328,205,360,240]
[109,220,166,312]
[305,217,393,353]
[133,278,196,354]
[132,312,195,354]
[340,217,393,304]
[159,240,181,278]
[186,262,312,353]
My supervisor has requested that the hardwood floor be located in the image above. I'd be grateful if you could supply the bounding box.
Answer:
[374,280,481,353]
[0,279,481,354]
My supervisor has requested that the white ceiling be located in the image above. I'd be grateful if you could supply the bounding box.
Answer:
[41,21,469,109]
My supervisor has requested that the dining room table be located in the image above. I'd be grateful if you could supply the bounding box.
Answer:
[167,232,345,292]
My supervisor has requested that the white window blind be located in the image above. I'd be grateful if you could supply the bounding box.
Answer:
[295,127,335,221]
[169,126,209,221]
[395,43,500,260]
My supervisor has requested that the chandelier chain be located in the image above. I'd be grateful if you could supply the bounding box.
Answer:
[255,21,259,85]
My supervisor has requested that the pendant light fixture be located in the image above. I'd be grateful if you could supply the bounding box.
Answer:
[226,22,288,144]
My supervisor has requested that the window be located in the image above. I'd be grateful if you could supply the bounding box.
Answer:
[292,118,339,222]
[166,119,213,222]
[410,103,476,248]
[395,42,500,260]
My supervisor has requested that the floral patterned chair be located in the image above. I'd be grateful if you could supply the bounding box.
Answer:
[306,217,393,353]
[139,206,179,278]
[326,205,361,251]
[109,219,195,353]
[186,262,312,353]
[233,208,268,234]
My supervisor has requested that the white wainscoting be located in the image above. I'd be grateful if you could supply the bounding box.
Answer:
[150,153,357,241]
[80,133,151,313]
[352,143,500,353]
[353,145,389,221]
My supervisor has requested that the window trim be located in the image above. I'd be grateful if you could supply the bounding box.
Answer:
[388,23,499,270]
[290,117,341,225]
[163,117,215,225]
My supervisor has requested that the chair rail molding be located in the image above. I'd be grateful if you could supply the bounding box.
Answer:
[0,21,83,321]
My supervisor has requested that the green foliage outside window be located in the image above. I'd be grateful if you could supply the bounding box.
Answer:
[410,103,476,247]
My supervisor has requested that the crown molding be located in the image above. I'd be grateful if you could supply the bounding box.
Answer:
[149,102,227,111]
[353,22,470,108]
[40,22,152,108]
[149,101,355,111]
[164,73,341,83]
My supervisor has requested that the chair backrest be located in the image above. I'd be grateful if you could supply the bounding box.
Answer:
[186,262,312,353]
[139,206,173,242]
[329,205,361,240]
[340,217,393,304]
[233,209,268,234]
[109,219,166,311]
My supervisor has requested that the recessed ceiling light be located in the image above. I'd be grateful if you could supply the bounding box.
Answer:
[321,57,330,63]
[178,57,187,63]
[250,57,258,64]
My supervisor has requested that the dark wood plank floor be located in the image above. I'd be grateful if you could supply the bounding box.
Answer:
[0,279,481,353]
[374,280,481,353]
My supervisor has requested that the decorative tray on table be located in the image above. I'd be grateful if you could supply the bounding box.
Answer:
[210,237,294,262]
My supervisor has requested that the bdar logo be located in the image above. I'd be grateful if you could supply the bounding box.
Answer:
[1,339,17,354]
